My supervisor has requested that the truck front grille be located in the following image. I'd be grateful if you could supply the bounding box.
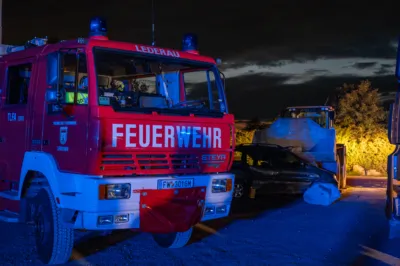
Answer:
[100,152,200,176]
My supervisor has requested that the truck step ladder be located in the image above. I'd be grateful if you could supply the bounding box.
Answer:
[0,190,19,200]
[0,210,19,223]
[0,190,20,222]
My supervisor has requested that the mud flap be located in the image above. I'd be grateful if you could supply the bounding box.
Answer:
[139,187,206,234]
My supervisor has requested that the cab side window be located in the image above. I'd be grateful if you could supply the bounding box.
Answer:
[47,51,88,105]
[6,63,32,105]
[183,70,221,111]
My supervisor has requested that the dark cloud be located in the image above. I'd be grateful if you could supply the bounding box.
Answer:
[4,0,398,119]
[305,69,330,75]
[221,74,397,119]
[3,0,398,64]
[374,63,395,75]
[352,62,377,69]
[375,68,391,75]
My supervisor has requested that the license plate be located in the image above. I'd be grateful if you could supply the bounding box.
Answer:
[157,179,194,190]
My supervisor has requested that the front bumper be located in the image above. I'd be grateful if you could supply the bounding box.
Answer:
[59,173,234,231]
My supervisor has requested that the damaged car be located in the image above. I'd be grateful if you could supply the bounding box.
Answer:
[232,144,338,199]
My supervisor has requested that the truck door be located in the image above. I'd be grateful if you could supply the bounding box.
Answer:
[40,49,89,173]
[0,59,35,189]
[387,96,400,218]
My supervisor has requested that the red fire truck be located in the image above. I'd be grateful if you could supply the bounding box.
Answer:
[0,18,235,264]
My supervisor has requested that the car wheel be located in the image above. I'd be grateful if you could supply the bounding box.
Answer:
[233,183,245,198]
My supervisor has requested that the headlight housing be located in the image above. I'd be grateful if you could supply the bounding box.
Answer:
[212,178,232,193]
[99,183,131,200]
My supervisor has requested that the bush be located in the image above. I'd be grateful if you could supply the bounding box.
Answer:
[235,129,254,145]
[234,129,255,163]
[336,127,395,175]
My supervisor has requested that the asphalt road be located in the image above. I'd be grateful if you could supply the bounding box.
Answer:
[346,176,387,189]
[0,175,398,266]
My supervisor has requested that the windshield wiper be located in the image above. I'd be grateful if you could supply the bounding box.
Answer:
[171,100,207,109]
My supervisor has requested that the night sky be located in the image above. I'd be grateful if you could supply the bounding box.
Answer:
[3,0,399,119]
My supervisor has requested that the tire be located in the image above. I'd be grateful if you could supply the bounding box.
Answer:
[339,172,347,189]
[233,182,246,199]
[335,159,341,188]
[152,227,193,248]
[336,157,346,189]
[33,187,74,265]
[339,163,347,189]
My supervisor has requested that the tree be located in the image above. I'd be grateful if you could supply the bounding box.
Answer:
[335,80,386,135]
[244,117,267,131]
[335,80,394,175]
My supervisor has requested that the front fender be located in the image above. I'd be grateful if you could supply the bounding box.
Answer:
[18,151,100,208]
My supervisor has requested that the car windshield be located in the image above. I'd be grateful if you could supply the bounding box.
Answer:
[235,146,303,168]
[93,48,226,115]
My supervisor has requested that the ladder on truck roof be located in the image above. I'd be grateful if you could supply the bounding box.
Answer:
[0,37,48,57]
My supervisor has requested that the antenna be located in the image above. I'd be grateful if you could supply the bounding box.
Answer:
[151,0,155,46]
[324,96,329,105]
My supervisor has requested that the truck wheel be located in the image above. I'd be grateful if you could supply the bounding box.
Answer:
[152,227,193,248]
[339,163,347,189]
[339,173,347,189]
[34,187,74,265]
[335,160,341,188]
[336,157,346,189]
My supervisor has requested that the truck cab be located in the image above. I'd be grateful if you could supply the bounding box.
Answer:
[280,106,335,129]
[0,18,235,264]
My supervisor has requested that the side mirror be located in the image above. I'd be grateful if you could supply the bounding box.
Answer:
[45,89,58,103]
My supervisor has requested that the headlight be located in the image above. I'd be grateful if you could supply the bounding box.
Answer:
[212,178,232,193]
[99,183,131,200]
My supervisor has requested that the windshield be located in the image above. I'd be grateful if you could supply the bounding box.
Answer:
[281,108,329,128]
[93,48,226,115]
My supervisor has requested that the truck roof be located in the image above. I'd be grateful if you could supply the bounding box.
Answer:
[0,38,217,65]
[285,105,335,111]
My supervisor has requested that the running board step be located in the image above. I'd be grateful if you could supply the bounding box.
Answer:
[0,190,18,200]
[0,210,19,223]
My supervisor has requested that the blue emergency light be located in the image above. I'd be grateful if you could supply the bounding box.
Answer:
[182,33,198,52]
[89,17,108,37]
